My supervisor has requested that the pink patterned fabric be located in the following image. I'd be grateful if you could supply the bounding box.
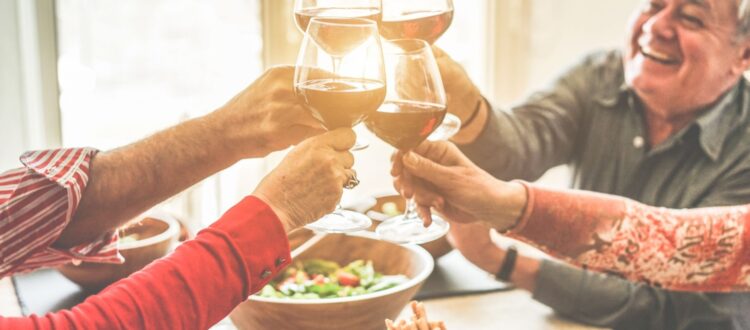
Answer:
[511,183,750,292]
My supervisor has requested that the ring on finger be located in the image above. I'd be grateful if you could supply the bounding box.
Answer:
[343,171,359,189]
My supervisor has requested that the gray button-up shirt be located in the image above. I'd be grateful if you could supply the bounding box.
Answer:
[460,50,750,330]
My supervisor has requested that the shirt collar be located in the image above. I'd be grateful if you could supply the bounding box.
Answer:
[693,80,745,161]
[593,66,629,108]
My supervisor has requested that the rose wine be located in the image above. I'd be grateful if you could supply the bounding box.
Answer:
[297,78,386,129]
[380,9,454,44]
[294,7,382,32]
[304,16,379,57]
[365,100,446,150]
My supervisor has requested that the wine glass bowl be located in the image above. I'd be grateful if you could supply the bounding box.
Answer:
[427,112,460,141]
[295,18,386,130]
[380,0,454,44]
[294,0,382,34]
[366,40,447,150]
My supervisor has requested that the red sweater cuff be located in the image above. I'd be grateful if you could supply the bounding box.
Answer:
[507,180,534,234]
[207,196,291,294]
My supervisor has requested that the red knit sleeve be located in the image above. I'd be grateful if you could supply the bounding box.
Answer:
[509,182,750,292]
[0,195,291,329]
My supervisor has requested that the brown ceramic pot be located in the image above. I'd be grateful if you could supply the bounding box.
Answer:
[58,211,180,292]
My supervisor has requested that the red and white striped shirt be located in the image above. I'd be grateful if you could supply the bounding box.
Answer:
[0,148,121,278]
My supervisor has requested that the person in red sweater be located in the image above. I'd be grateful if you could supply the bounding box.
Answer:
[0,66,357,329]
[393,140,750,292]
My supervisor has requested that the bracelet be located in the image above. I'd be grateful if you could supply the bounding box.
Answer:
[495,246,518,282]
[460,97,485,129]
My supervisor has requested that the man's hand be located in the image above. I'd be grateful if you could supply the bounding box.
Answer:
[431,47,488,144]
[211,66,325,160]
[253,128,355,232]
[392,140,527,231]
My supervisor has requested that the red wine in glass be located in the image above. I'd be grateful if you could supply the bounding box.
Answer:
[365,100,446,150]
[296,78,386,129]
[295,7,382,33]
[380,9,454,44]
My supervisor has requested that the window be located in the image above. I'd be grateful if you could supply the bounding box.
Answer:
[55,0,265,228]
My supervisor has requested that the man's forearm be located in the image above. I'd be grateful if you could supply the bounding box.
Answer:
[55,112,239,248]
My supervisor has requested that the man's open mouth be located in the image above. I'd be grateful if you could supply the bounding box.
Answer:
[640,45,681,65]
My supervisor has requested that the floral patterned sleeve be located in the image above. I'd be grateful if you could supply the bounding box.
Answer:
[508,182,750,292]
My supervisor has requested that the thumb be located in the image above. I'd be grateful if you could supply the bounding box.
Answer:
[318,128,356,151]
[401,151,452,185]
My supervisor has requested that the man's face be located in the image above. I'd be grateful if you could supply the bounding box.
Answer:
[624,0,749,114]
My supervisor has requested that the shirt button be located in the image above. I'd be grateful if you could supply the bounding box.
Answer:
[260,269,272,279]
[275,257,286,267]
[633,136,645,149]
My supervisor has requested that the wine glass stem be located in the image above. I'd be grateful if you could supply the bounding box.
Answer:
[403,198,422,222]
[331,56,342,79]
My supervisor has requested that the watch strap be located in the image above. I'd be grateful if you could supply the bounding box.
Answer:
[495,246,518,282]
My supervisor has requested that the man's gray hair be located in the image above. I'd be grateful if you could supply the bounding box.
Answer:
[739,0,750,38]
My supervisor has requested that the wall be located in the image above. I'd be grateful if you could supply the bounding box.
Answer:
[0,0,28,169]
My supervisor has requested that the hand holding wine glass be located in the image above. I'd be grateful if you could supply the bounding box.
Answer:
[391,140,528,232]
[295,17,385,233]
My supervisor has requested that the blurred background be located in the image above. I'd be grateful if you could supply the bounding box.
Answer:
[0,0,640,230]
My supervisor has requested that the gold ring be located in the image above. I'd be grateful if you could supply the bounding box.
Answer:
[343,175,360,189]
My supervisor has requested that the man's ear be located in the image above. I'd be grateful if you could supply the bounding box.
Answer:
[733,42,750,74]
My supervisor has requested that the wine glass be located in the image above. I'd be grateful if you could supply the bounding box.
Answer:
[380,0,454,44]
[364,39,450,244]
[294,0,382,34]
[295,17,386,233]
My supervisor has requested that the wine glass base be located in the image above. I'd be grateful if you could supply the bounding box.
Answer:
[305,210,372,233]
[375,214,450,245]
[351,138,370,151]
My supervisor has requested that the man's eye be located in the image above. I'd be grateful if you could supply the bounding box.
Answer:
[681,15,704,28]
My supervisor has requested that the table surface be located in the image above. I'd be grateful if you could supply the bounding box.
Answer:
[1,276,604,329]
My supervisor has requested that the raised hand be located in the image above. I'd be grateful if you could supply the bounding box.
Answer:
[210,65,326,159]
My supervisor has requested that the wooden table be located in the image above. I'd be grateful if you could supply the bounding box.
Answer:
[396,290,606,330]
[1,276,604,329]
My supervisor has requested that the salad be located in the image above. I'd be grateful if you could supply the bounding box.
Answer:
[258,259,408,299]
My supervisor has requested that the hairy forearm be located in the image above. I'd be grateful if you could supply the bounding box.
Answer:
[55,112,239,248]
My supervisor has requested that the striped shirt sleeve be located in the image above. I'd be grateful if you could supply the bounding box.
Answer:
[0,148,122,278]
